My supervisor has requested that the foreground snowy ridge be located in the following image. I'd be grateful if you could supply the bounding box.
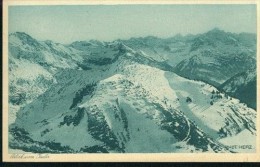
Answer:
[8,30,256,153]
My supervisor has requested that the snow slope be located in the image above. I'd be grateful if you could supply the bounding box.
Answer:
[8,30,257,153]
[8,32,103,124]
[9,48,256,153]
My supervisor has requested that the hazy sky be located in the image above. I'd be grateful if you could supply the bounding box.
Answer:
[9,5,256,44]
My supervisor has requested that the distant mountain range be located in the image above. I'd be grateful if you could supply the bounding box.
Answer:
[8,29,256,153]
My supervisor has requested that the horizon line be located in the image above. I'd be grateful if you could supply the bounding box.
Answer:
[9,27,256,45]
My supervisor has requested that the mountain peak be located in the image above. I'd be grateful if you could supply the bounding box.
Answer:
[9,32,40,47]
[206,28,225,34]
[9,32,34,39]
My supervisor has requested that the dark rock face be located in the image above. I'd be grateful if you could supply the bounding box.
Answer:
[220,68,257,109]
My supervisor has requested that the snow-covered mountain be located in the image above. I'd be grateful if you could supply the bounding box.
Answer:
[173,28,256,87]
[8,30,257,153]
[8,32,83,124]
[119,28,256,107]
[220,68,256,109]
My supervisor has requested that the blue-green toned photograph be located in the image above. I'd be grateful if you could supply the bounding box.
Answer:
[8,5,256,153]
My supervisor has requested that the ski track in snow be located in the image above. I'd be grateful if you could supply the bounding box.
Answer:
[182,115,191,142]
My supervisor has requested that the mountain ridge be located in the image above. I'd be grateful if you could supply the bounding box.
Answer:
[8,29,257,153]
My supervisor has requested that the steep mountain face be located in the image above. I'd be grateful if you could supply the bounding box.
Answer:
[8,32,177,125]
[119,29,257,108]
[8,32,83,124]
[119,29,256,87]
[120,34,193,66]
[220,68,257,109]
[173,29,256,86]
[9,54,256,153]
[8,30,257,153]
